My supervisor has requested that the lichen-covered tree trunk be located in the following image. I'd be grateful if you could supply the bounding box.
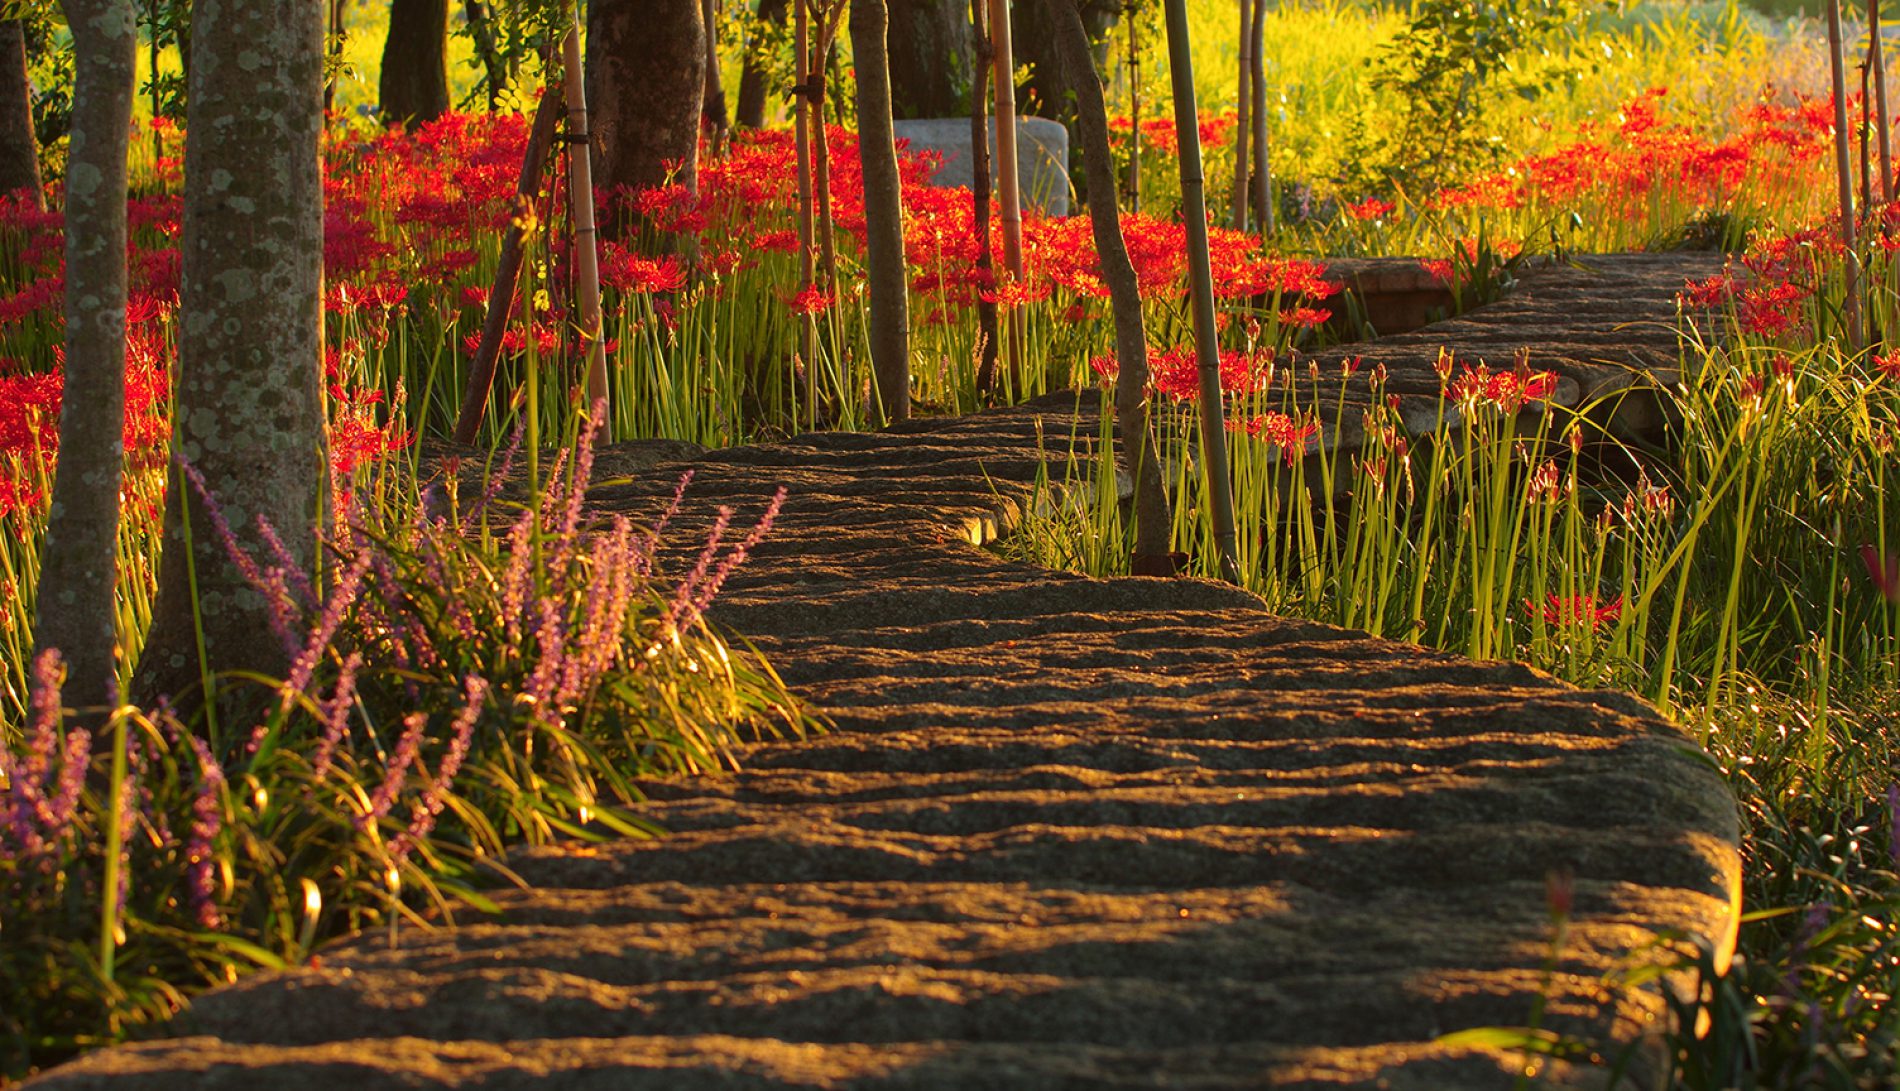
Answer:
[0,21,42,202]
[851,0,909,423]
[136,0,325,716]
[34,0,136,713]
[1043,0,1172,572]
[587,0,703,237]
[380,0,450,126]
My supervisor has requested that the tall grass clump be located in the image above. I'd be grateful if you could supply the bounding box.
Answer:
[0,408,811,1079]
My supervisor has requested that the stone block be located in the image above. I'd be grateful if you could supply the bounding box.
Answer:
[893,116,1071,216]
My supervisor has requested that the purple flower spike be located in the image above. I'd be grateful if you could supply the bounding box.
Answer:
[186,736,227,930]
[358,712,426,832]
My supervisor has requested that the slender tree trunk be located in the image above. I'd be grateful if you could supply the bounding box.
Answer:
[36,0,136,714]
[1044,0,1170,572]
[380,0,450,126]
[810,1,845,290]
[324,0,345,115]
[455,84,562,445]
[735,0,787,128]
[1125,5,1138,211]
[1163,0,1238,582]
[587,0,704,236]
[852,0,909,423]
[792,0,819,425]
[465,0,508,109]
[703,0,729,151]
[1248,0,1269,231]
[0,21,42,203]
[989,0,1023,388]
[136,0,325,719]
[970,0,999,396]
[561,23,609,419]
[1874,0,1892,203]
[1829,0,1863,352]
[1229,0,1249,230]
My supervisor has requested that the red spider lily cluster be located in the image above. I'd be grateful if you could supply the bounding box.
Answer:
[1527,592,1623,629]
[1432,87,1836,225]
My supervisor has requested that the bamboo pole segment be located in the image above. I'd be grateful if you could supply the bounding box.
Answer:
[1162,0,1240,584]
[989,0,1025,389]
[560,21,610,418]
[1127,4,1140,211]
[1230,0,1251,230]
[454,84,562,446]
[1876,0,1893,201]
[1248,0,1269,232]
[703,0,729,156]
[970,0,1000,396]
[793,0,817,424]
[1863,58,1874,213]
[1830,0,1865,352]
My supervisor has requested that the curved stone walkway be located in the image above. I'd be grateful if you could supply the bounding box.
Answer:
[36,255,1738,1090]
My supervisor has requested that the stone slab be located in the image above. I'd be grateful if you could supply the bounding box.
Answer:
[895,116,1071,216]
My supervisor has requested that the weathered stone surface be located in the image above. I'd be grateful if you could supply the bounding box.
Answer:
[34,256,1739,1090]
[894,117,1071,216]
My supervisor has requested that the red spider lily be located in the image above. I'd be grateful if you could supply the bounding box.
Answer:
[1241,411,1320,463]
[1449,363,1557,411]
[1347,197,1396,220]
[599,244,686,295]
[786,284,833,316]
[1528,593,1623,628]
[1862,544,1900,603]
[1874,349,1900,382]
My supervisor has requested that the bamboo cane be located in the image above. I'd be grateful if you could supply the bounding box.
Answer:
[1829,0,1864,352]
[1876,0,1893,201]
[453,84,563,445]
[1863,58,1873,213]
[1249,0,1269,232]
[989,0,1025,389]
[1162,0,1239,583]
[793,0,817,424]
[1127,4,1140,212]
[560,21,609,418]
[971,0,1000,396]
[1231,0,1251,230]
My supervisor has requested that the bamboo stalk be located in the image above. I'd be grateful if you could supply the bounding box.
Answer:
[1249,0,1269,232]
[560,21,609,417]
[1127,4,1140,211]
[971,0,1000,396]
[1830,0,1864,352]
[1162,0,1239,583]
[1864,58,1874,214]
[1876,0,1893,201]
[793,0,817,423]
[989,0,1025,388]
[1230,0,1251,230]
[453,83,562,445]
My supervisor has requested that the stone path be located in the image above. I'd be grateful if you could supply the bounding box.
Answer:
[36,254,1738,1090]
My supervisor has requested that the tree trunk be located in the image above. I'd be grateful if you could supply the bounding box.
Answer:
[587,0,703,236]
[465,0,509,109]
[35,0,136,715]
[852,0,908,424]
[0,21,42,203]
[969,0,998,396]
[379,0,450,126]
[1009,0,1117,121]
[136,0,325,720]
[702,0,728,150]
[1044,0,1170,572]
[886,0,970,117]
[735,0,787,128]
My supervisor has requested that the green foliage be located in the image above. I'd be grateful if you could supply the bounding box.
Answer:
[1,423,814,1078]
[1360,0,1589,192]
